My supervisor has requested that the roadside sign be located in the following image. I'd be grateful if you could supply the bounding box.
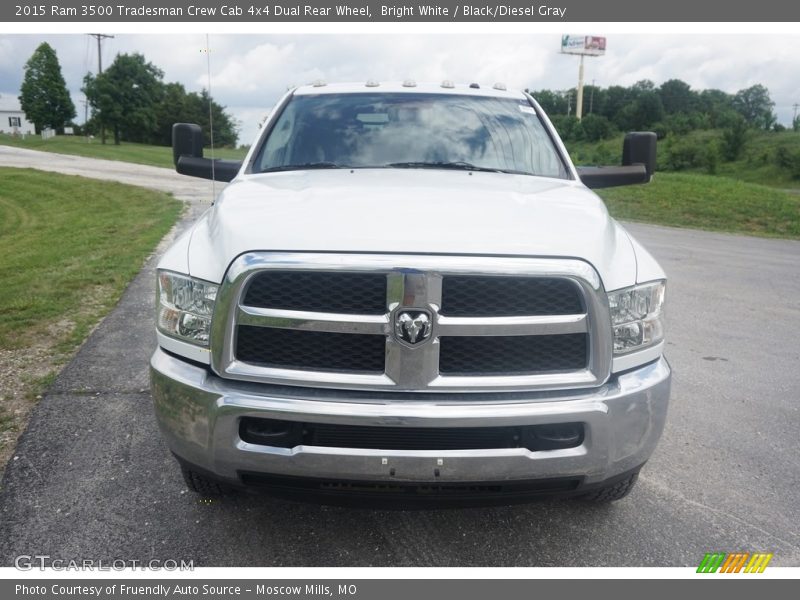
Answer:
[561,35,606,56]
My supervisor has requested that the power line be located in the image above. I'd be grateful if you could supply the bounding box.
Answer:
[205,33,216,202]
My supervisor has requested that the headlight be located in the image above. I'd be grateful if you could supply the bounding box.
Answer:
[608,280,665,354]
[157,271,218,347]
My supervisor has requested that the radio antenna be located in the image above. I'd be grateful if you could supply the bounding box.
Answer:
[205,33,216,202]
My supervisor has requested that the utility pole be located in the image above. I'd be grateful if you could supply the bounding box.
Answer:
[575,54,585,120]
[89,33,114,144]
[793,103,799,122]
[589,79,596,115]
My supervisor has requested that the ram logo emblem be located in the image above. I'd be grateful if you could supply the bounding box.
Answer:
[394,310,432,346]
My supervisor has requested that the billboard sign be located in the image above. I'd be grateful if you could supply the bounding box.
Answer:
[561,35,606,56]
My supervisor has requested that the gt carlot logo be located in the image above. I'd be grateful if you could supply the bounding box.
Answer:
[697,552,773,573]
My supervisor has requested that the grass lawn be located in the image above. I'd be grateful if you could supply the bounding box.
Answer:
[598,172,800,239]
[0,167,182,468]
[0,133,248,169]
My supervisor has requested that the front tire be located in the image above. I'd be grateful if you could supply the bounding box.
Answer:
[181,466,229,497]
[580,471,639,503]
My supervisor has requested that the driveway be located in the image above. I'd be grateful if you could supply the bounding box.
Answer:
[1,147,798,566]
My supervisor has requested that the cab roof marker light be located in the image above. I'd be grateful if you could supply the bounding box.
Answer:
[402,79,417,88]
[493,82,507,91]
[365,80,380,87]
[441,80,455,89]
[311,79,327,87]
[469,83,480,89]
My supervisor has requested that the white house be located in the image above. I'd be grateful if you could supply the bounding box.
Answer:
[0,94,35,136]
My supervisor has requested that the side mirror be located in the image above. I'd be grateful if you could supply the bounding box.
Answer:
[171,123,242,183]
[623,132,657,177]
[576,131,657,189]
[172,123,204,166]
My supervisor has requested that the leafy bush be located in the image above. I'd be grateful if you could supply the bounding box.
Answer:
[775,145,800,179]
[576,114,615,142]
[651,122,669,140]
[662,137,720,174]
[721,115,748,161]
[663,138,702,171]
[549,115,580,141]
[704,141,720,175]
[663,113,693,136]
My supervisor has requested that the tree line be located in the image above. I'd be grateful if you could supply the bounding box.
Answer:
[528,78,798,143]
[18,42,239,147]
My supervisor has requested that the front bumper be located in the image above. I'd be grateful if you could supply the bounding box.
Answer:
[150,348,670,488]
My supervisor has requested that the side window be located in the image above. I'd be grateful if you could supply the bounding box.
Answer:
[9,116,21,128]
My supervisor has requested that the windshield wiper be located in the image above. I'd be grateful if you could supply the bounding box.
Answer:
[385,161,509,174]
[261,162,347,173]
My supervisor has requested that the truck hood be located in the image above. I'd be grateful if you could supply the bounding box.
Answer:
[186,169,637,291]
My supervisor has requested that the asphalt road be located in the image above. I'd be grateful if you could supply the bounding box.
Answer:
[0,148,798,567]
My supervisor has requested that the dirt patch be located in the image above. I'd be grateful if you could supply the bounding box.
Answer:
[0,340,62,477]
[0,301,109,479]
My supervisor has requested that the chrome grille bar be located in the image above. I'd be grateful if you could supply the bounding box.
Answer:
[237,306,390,335]
[436,314,588,336]
[237,309,587,337]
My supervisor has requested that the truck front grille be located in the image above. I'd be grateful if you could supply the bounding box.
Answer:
[214,253,611,392]
[439,333,588,375]
[441,275,584,316]
[243,271,386,314]
[236,326,385,373]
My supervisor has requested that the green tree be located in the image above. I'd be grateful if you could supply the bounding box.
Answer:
[615,92,665,131]
[697,89,734,127]
[183,89,239,147]
[733,84,775,130]
[19,42,76,133]
[154,82,189,146]
[549,115,579,141]
[577,113,615,142]
[658,79,697,115]
[599,85,631,123]
[529,89,568,116]
[83,53,164,145]
[582,84,605,116]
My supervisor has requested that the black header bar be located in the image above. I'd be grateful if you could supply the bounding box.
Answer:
[3,0,799,22]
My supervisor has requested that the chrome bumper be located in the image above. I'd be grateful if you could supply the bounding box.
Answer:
[150,348,671,486]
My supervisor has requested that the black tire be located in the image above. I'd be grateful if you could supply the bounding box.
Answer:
[580,471,639,503]
[181,466,229,497]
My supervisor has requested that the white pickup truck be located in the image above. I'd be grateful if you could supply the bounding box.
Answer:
[150,81,670,506]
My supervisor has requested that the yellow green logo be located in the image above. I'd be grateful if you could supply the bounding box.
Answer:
[697,552,773,573]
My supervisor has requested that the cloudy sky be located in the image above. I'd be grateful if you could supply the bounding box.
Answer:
[1,33,799,144]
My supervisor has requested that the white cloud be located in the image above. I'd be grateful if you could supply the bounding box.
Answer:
[0,37,15,71]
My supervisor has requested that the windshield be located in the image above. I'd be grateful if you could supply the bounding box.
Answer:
[253,92,570,179]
